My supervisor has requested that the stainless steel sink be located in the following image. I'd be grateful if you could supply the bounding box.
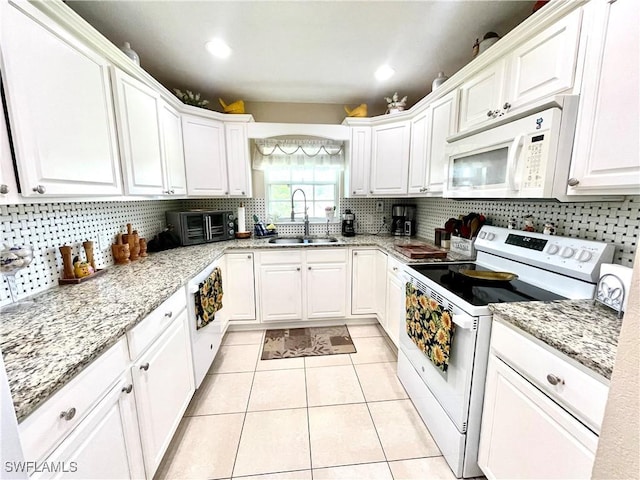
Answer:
[268,237,339,245]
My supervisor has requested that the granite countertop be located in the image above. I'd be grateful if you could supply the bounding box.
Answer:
[1,234,467,422]
[489,300,623,380]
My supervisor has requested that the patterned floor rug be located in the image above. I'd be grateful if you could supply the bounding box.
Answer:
[261,325,357,360]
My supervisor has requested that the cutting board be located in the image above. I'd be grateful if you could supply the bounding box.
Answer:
[394,244,448,259]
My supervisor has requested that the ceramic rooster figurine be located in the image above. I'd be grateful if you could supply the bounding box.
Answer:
[344,104,368,117]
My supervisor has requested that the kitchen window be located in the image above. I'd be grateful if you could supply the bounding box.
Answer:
[264,166,340,222]
[253,138,344,222]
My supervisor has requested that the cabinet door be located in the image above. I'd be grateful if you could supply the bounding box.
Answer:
[133,311,194,478]
[426,91,458,194]
[0,93,18,204]
[225,253,256,321]
[407,110,430,195]
[0,2,121,197]
[384,269,404,347]
[370,121,411,195]
[458,60,507,132]
[375,250,388,321]
[159,102,187,196]
[568,0,640,195]
[33,374,145,480]
[351,249,377,315]
[259,265,303,322]
[112,69,164,196]
[478,356,598,480]
[346,126,371,196]
[225,123,252,197]
[182,115,228,196]
[506,9,582,112]
[306,262,347,319]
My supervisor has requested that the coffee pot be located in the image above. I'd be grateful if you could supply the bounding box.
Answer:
[341,209,356,237]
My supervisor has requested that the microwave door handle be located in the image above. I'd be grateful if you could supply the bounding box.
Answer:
[506,134,525,192]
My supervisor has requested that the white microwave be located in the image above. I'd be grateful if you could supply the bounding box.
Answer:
[444,96,579,199]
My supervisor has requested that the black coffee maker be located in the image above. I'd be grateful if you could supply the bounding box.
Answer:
[391,204,417,236]
[342,209,356,237]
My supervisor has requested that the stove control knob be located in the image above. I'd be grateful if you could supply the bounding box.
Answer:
[547,244,560,255]
[486,233,496,241]
[479,231,487,239]
[561,247,576,258]
[577,250,593,263]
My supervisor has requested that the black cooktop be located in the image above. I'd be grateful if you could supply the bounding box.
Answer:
[409,263,565,306]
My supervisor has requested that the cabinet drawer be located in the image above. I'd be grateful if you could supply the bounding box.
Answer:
[19,338,129,463]
[387,256,405,276]
[127,288,187,360]
[306,248,347,264]
[259,250,303,265]
[491,320,609,433]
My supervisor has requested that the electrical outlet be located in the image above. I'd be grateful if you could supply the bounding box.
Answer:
[98,233,108,250]
[376,201,384,213]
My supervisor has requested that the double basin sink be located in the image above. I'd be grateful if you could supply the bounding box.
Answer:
[268,236,339,245]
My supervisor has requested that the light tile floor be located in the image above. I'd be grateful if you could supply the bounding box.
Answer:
[155,324,456,480]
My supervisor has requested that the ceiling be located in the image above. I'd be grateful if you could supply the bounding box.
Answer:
[67,1,535,114]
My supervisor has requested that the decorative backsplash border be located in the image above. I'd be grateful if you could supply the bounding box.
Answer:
[1,195,638,305]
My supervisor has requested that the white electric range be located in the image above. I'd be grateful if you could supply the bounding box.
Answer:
[399,225,615,478]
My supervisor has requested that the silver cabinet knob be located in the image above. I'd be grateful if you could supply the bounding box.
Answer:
[393,267,398,271]
[567,178,580,187]
[225,191,229,195]
[170,189,175,194]
[308,266,311,270]
[503,102,512,110]
[140,362,150,371]
[210,344,213,350]
[122,384,133,394]
[352,191,356,195]
[369,190,373,194]
[32,185,46,194]
[296,267,300,271]
[247,255,251,259]
[354,252,358,256]
[60,407,76,421]
[164,311,173,318]
[241,191,245,195]
[487,110,494,118]
[0,184,8,194]
[546,374,564,386]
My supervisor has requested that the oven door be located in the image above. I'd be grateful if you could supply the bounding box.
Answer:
[400,274,479,433]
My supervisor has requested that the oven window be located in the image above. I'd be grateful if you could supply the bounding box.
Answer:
[452,147,508,187]
[185,215,205,241]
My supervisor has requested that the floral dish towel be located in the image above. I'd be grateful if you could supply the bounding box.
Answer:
[195,267,223,330]
[405,282,455,372]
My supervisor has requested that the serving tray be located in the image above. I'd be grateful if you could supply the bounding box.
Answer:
[394,244,448,259]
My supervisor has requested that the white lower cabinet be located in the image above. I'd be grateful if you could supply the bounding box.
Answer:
[478,355,598,479]
[225,253,257,322]
[383,257,405,347]
[351,248,387,319]
[33,373,145,480]
[132,310,194,478]
[257,249,347,323]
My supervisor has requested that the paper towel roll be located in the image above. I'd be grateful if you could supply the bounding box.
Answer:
[237,204,246,233]
[599,263,633,312]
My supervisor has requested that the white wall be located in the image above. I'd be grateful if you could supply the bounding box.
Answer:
[592,252,640,478]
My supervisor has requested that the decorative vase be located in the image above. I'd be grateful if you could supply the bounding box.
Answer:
[432,72,449,90]
[120,42,140,65]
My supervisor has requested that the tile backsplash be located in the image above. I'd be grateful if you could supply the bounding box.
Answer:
[1,195,638,305]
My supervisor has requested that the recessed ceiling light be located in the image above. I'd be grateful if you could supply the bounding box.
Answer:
[375,65,395,81]
[205,38,232,59]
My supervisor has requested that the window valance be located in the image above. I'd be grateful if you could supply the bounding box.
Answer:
[252,138,344,170]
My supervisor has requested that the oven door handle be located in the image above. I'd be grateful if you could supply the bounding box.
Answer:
[452,312,476,330]
[205,216,211,241]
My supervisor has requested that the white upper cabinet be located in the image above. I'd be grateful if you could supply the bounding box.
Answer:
[112,69,164,196]
[425,91,458,195]
[225,122,252,197]
[0,1,122,197]
[370,121,411,195]
[159,102,187,196]
[458,8,582,133]
[458,60,507,132]
[568,0,639,196]
[346,126,372,197]
[506,8,582,111]
[407,110,430,195]
[182,115,228,196]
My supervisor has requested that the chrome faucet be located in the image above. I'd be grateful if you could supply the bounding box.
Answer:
[291,188,310,236]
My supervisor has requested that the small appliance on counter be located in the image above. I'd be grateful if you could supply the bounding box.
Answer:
[391,204,417,236]
[166,210,235,246]
[341,209,356,237]
[595,263,633,318]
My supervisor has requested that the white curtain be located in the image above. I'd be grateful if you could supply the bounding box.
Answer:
[252,138,344,170]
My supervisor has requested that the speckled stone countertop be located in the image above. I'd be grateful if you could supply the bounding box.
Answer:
[489,300,622,381]
[1,234,468,422]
